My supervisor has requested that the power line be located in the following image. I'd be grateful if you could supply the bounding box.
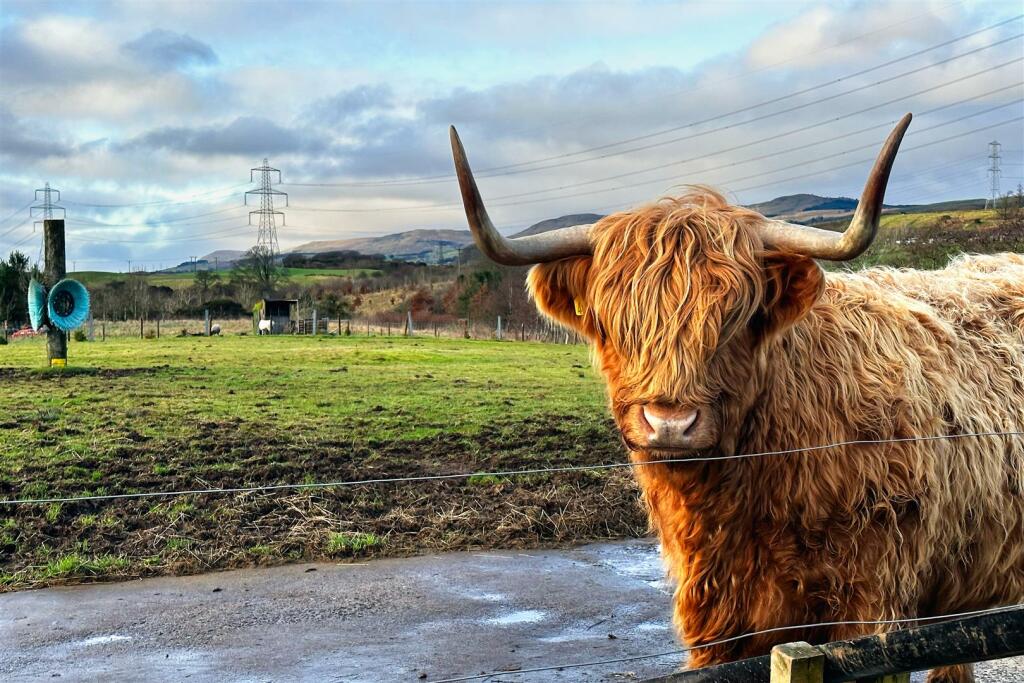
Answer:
[1,431,1019,506]
[479,76,1024,204]
[282,14,1023,188]
[285,64,1024,215]
[0,214,33,241]
[62,205,245,228]
[480,99,1024,209]
[37,109,1020,252]
[69,224,255,245]
[730,115,1024,196]
[0,200,33,228]
[472,31,1024,180]
[385,0,959,179]
[61,183,249,209]
[67,211,247,231]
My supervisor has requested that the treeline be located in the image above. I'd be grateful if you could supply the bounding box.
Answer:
[0,247,536,328]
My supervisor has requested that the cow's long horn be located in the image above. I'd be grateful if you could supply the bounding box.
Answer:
[450,126,594,265]
[757,113,912,261]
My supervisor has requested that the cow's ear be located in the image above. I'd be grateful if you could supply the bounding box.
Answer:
[757,251,825,339]
[527,257,599,339]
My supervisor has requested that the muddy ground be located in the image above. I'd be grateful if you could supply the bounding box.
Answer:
[1,415,647,590]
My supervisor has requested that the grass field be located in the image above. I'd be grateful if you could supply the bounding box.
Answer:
[0,336,643,590]
[70,266,383,290]
[819,209,1023,271]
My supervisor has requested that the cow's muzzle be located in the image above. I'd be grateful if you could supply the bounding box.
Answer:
[621,402,720,456]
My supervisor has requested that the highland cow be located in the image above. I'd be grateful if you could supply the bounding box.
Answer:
[450,114,1024,683]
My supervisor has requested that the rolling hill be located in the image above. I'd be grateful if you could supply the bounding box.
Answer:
[290,229,473,263]
[162,195,989,271]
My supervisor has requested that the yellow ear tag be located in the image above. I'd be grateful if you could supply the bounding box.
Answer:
[573,297,585,317]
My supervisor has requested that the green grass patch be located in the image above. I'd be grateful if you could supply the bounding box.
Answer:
[40,553,128,580]
[326,532,382,555]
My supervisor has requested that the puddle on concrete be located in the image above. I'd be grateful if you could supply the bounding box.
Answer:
[588,542,673,594]
[77,634,131,647]
[635,621,671,632]
[485,609,546,626]
[472,592,505,602]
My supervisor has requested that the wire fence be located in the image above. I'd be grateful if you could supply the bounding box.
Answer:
[429,603,1024,683]
[2,314,580,343]
[3,430,1020,506]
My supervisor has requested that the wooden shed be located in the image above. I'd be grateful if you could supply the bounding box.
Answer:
[255,298,298,334]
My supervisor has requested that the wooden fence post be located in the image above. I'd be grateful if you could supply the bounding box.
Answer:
[101,322,106,341]
[770,642,824,683]
[156,317,160,338]
[140,315,144,339]
[43,219,67,367]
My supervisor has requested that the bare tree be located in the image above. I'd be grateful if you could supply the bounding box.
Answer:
[231,246,286,303]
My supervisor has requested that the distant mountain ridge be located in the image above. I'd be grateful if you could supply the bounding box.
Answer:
[183,196,987,270]
[289,229,474,264]
[747,194,859,217]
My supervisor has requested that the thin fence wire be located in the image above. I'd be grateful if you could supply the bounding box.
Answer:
[3,430,1020,506]
[429,603,1024,682]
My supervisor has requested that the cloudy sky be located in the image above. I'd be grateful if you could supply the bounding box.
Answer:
[0,0,1022,270]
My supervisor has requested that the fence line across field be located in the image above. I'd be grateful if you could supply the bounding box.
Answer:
[430,603,1024,683]
[2,430,1020,506]
[2,314,583,343]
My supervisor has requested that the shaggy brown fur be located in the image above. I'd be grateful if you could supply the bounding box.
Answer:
[527,189,1024,682]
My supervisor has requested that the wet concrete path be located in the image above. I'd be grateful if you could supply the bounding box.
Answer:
[1,540,681,682]
[1,539,1021,682]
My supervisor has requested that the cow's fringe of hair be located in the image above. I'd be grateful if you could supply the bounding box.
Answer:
[585,187,767,406]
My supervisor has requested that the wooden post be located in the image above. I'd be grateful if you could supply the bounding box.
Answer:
[521,322,525,341]
[204,309,211,336]
[496,315,502,340]
[101,322,106,341]
[140,315,144,339]
[43,219,67,367]
[770,642,824,683]
[156,317,160,338]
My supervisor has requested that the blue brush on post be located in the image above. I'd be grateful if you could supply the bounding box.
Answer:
[27,278,47,331]
[47,279,90,332]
